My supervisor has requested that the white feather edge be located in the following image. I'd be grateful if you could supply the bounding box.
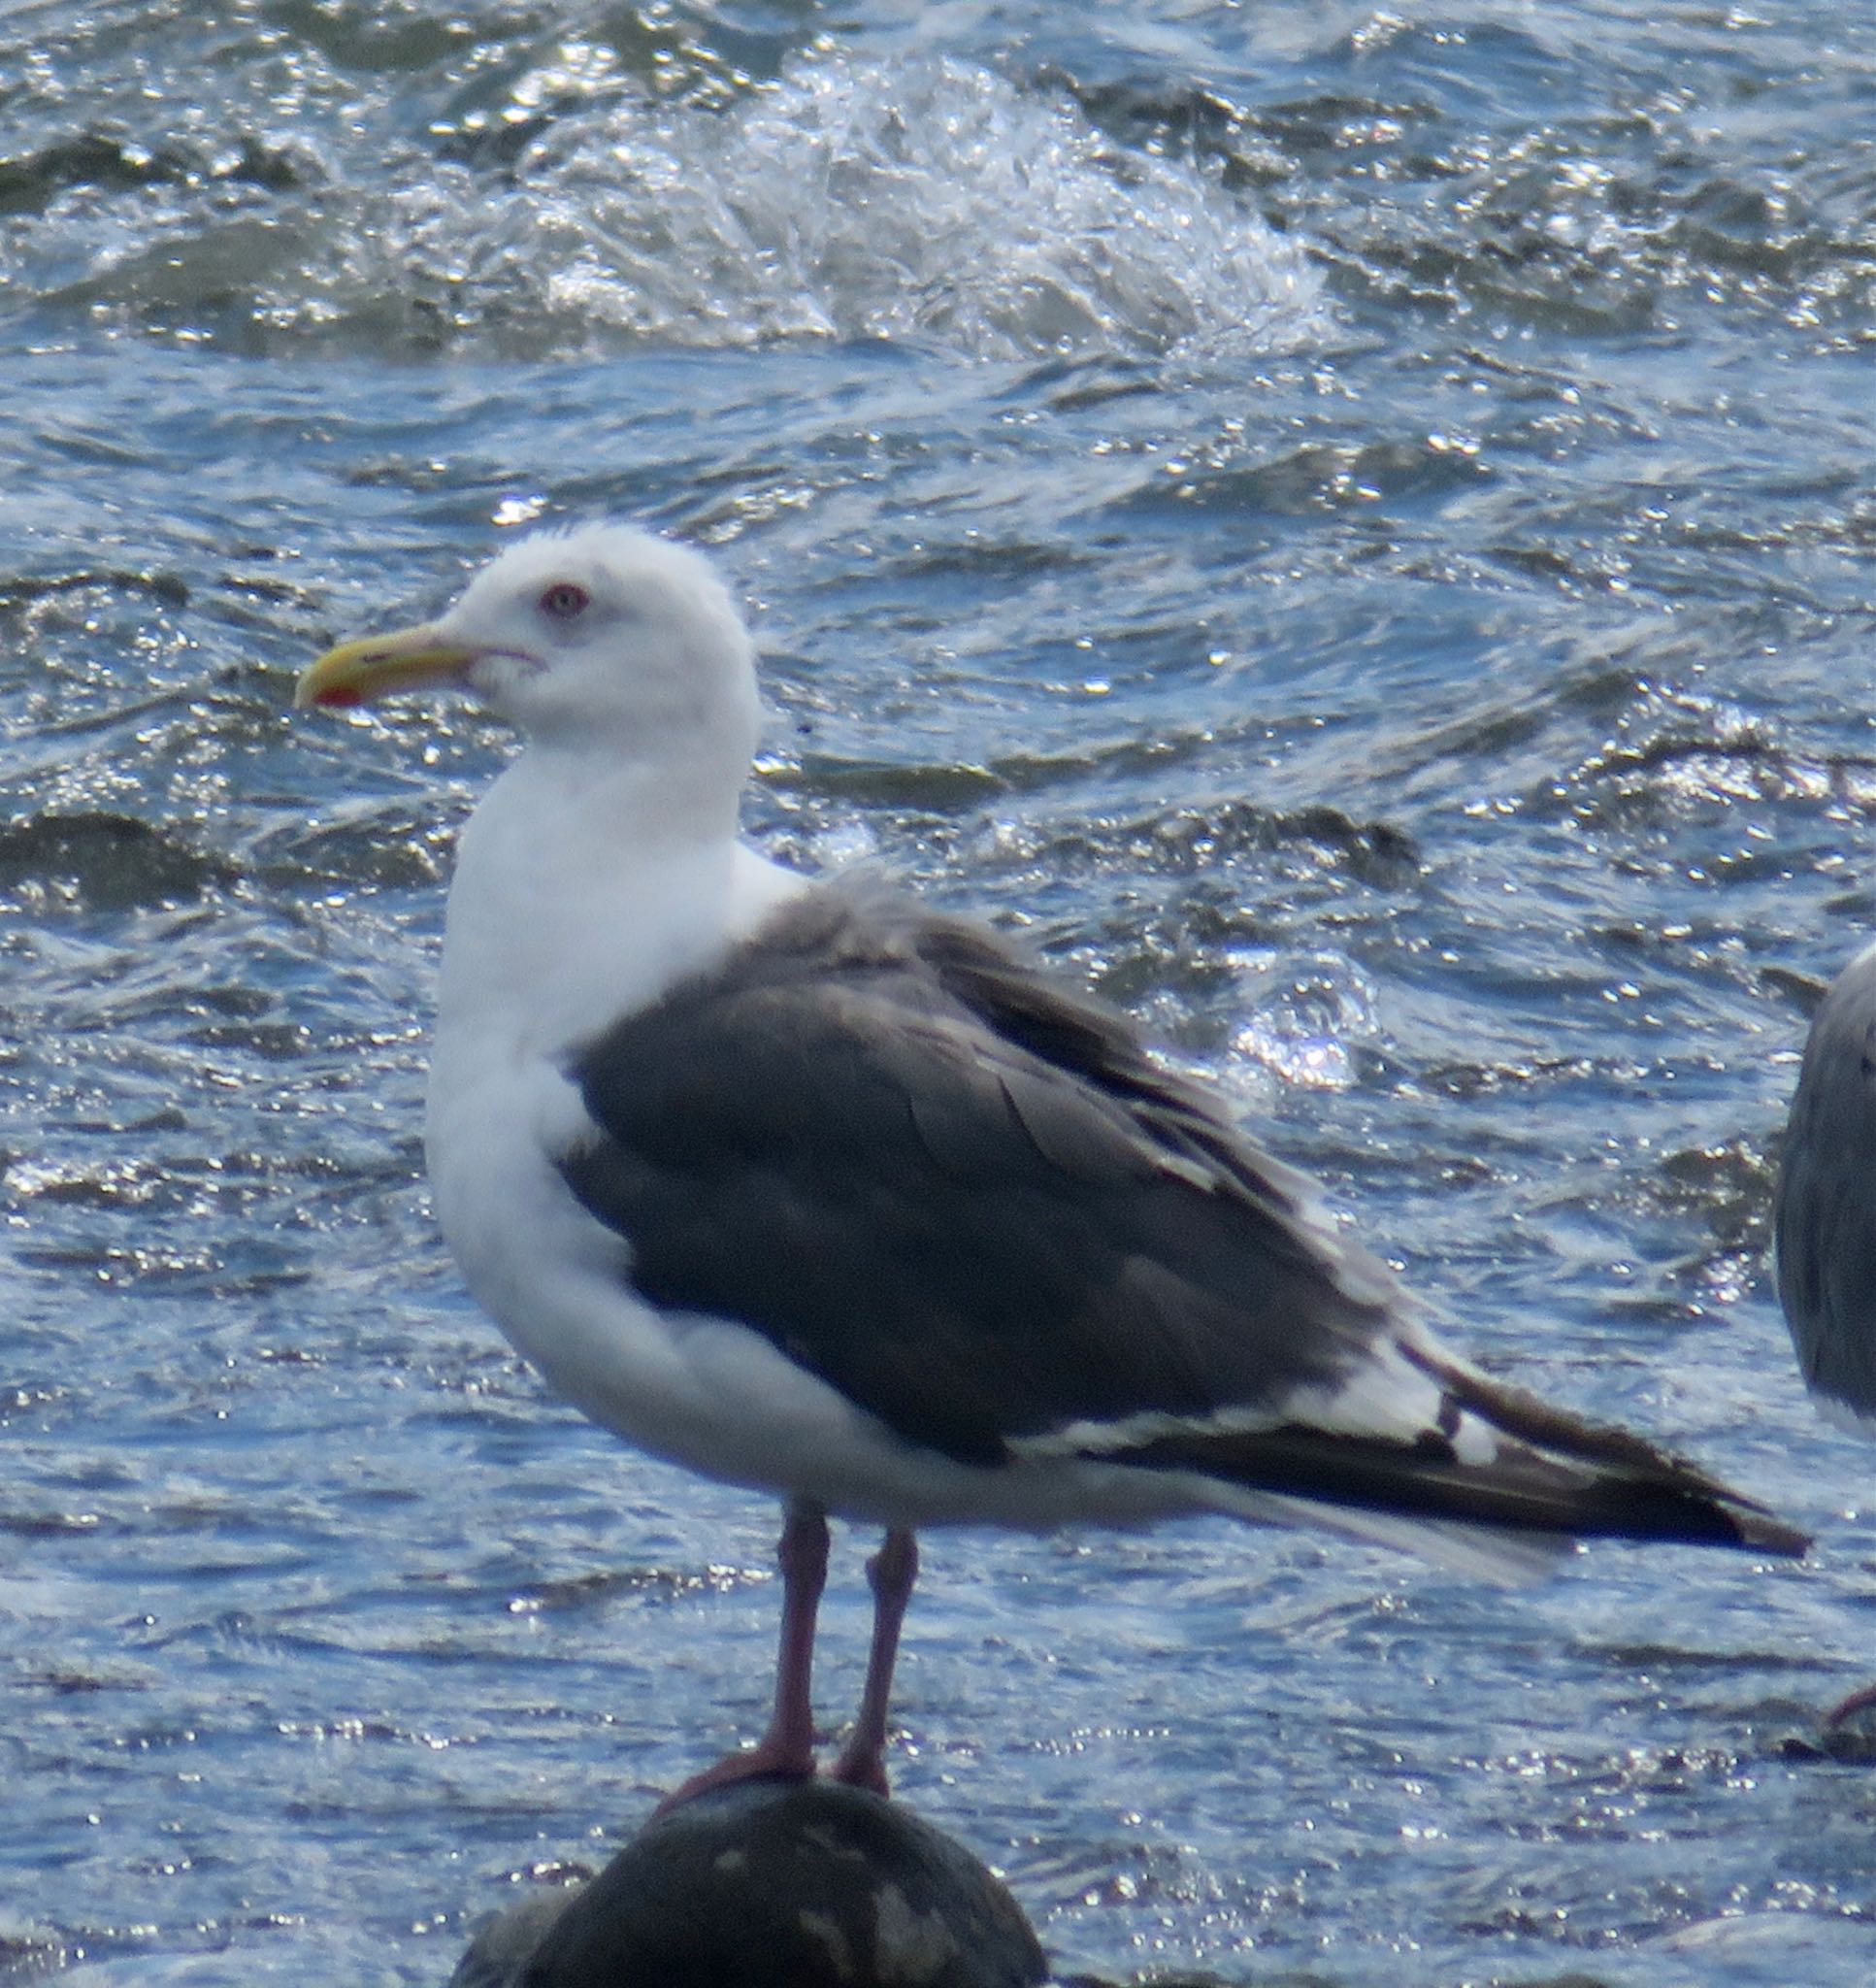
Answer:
[1811,1387,1876,1443]
[1011,1334,1506,1470]
[1203,1481,1575,1586]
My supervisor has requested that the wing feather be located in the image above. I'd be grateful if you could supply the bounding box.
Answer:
[557,879,1805,1556]
[1775,942,1876,1428]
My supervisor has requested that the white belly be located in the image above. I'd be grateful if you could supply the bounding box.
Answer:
[424,1048,1224,1529]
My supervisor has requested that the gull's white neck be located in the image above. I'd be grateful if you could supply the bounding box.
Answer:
[434,744,800,1069]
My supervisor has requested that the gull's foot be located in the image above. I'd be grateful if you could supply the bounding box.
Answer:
[825,1737,891,1800]
[651,1739,817,1821]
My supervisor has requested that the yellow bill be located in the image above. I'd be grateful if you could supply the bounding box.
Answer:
[295,621,479,711]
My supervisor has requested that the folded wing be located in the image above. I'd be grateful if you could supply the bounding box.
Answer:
[559,881,1807,1561]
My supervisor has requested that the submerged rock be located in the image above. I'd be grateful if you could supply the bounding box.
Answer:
[451,1777,1046,1988]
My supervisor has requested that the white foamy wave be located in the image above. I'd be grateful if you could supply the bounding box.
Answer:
[360,53,1329,363]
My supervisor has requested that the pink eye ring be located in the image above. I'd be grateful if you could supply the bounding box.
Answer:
[539,581,590,620]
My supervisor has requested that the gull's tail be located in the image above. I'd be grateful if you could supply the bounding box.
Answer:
[1119,1342,1810,1582]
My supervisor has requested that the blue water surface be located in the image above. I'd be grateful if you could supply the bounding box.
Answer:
[2,3,1873,1982]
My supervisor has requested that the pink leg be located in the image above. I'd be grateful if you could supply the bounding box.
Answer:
[829,1528,919,1798]
[653,1503,828,1817]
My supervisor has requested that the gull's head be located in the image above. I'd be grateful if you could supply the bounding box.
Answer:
[296,524,761,766]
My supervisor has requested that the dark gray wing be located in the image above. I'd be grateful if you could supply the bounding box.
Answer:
[1775,942,1876,1426]
[559,883,1395,1466]
[559,880,1806,1552]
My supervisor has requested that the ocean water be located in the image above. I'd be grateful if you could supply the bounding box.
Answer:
[2,2,1873,1983]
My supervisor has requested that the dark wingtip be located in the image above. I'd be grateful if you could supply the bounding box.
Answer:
[1728,1508,1810,1559]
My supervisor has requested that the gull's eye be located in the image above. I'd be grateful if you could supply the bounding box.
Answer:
[539,581,590,621]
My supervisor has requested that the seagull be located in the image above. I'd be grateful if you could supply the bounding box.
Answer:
[1775,940,1876,1436]
[1773,939,1876,1728]
[297,522,1806,1807]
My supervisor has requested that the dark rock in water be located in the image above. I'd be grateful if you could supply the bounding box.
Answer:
[450,1777,1046,1988]
[451,1891,580,1988]
[0,812,238,911]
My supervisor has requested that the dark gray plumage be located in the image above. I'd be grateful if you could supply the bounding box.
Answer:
[1775,941,1876,1429]
[561,879,1807,1554]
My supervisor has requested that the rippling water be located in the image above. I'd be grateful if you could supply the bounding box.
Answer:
[3,3,1874,1983]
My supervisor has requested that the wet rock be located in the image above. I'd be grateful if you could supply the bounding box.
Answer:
[451,1890,579,1988]
[451,1777,1046,1988]
[0,812,238,911]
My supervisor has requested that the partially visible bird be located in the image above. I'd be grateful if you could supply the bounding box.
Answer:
[1773,940,1876,1728]
[297,522,1807,1808]
[1775,941,1876,1434]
